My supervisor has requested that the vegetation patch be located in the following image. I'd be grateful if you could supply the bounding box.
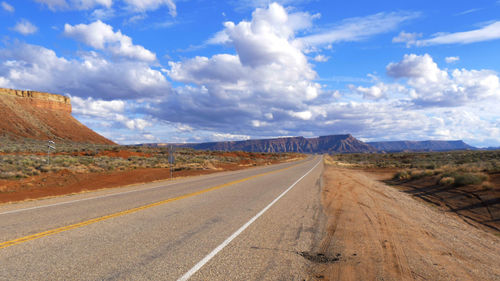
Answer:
[0,138,304,180]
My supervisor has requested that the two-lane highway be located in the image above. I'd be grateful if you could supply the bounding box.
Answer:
[0,156,324,280]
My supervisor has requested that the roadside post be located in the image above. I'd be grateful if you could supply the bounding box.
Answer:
[169,145,175,180]
[47,140,55,165]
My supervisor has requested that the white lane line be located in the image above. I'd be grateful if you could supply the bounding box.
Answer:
[0,160,305,216]
[177,157,322,281]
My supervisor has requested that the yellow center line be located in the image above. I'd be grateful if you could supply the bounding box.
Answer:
[0,161,305,250]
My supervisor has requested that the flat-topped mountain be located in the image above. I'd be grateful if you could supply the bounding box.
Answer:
[144,136,481,154]
[367,140,476,152]
[0,88,115,144]
[158,134,377,153]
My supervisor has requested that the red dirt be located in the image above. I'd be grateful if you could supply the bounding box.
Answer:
[362,169,500,234]
[312,165,500,280]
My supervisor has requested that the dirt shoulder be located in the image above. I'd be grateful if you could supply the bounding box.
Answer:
[310,164,500,281]
[0,156,303,204]
[382,172,500,234]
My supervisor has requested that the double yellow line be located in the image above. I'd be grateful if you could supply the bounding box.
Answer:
[0,161,302,250]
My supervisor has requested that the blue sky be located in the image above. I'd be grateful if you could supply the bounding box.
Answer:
[1,0,500,147]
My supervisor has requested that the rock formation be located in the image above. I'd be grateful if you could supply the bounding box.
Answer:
[367,140,476,152]
[0,88,115,144]
[165,134,377,154]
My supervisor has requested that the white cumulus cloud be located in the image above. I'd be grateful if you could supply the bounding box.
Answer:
[0,42,169,99]
[387,53,500,106]
[12,19,38,35]
[123,0,176,17]
[392,31,422,47]
[64,20,156,61]
[72,96,152,131]
[445,56,460,63]
[313,54,329,62]
[162,3,322,133]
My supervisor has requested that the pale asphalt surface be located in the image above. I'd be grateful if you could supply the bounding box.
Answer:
[0,156,325,280]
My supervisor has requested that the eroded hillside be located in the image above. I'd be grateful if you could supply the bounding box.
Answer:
[0,88,114,144]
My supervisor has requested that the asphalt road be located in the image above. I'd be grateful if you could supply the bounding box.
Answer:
[0,155,324,280]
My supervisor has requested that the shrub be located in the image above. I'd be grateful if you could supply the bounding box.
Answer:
[393,171,411,181]
[482,182,494,190]
[439,177,455,186]
[453,173,487,187]
[409,170,432,180]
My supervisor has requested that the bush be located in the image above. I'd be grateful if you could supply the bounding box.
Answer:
[453,173,487,187]
[482,182,494,190]
[439,177,455,186]
[393,171,411,181]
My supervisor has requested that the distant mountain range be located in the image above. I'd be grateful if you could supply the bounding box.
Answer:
[367,140,476,152]
[176,134,377,153]
[143,135,484,154]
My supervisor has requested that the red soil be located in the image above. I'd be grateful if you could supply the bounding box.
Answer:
[364,168,500,234]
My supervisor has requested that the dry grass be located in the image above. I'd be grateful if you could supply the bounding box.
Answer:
[0,138,303,180]
[330,150,500,188]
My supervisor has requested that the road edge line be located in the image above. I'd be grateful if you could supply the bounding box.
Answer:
[177,156,322,281]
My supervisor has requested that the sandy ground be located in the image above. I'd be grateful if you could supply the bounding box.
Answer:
[311,165,500,281]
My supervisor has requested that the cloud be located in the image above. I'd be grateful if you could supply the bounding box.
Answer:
[1,2,498,146]
[71,96,152,130]
[412,21,500,46]
[12,19,38,35]
[0,42,169,100]
[212,133,251,141]
[349,82,404,100]
[64,20,156,61]
[297,11,420,48]
[161,3,323,133]
[90,8,115,21]
[289,110,312,120]
[35,0,111,10]
[445,56,459,63]
[159,4,499,142]
[312,54,329,62]
[1,1,14,12]
[455,8,482,16]
[392,31,421,47]
[232,0,312,11]
[123,0,176,17]
[386,53,500,106]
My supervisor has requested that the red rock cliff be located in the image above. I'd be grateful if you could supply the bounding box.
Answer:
[0,88,72,113]
[0,88,115,144]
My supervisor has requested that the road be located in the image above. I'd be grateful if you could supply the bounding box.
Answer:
[0,156,324,280]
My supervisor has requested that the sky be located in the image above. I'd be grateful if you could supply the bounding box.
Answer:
[1,0,500,147]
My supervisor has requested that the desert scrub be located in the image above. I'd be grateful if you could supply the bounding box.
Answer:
[441,171,487,187]
[393,169,437,181]
[332,150,500,173]
[439,177,455,186]
[0,141,303,179]
[393,171,411,181]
